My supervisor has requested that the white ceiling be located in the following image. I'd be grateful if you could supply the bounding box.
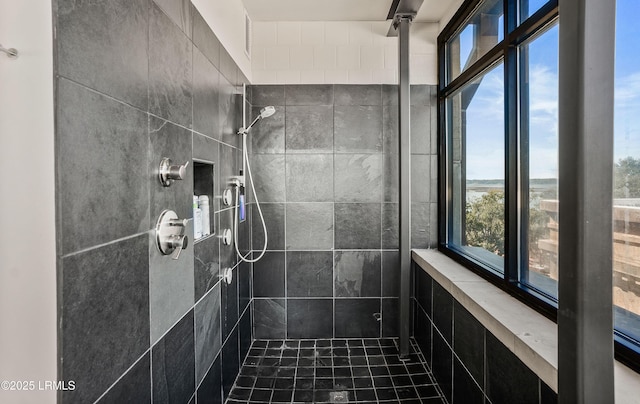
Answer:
[243,0,457,23]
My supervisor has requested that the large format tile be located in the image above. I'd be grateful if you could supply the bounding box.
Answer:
[239,309,253,362]
[383,153,399,202]
[152,310,195,404]
[252,203,285,250]
[222,328,240,398]
[411,105,431,154]
[382,298,399,337]
[382,203,399,249]
[218,75,242,148]
[221,263,239,342]
[285,84,333,105]
[335,106,383,153]
[285,105,333,153]
[334,203,382,249]
[149,3,192,128]
[334,154,382,202]
[57,79,149,255]
[253,299,286,339]
[149,223,195,346]
[432,330,453,403]
[334,85,382,105]
[285,203,334,250]
[253,252,286,297]
[412,155,431,203]
[238,261,252,315]
[252,85,285,106]
[334,251,381,297]
[192,5,220,68]
[382,251,400,297]
[149,116,194,222]
[251,106,285,153]
[287,299,333,338]
[219,46,238,86]
[152,0,191,37]
[452,358,484,404]
[57,0,149,109]
[61,235,149,404]
[286,251,333,297]
[334,299,381,338]
[250,155,286,202]
[432,282,453,344]
[96,353,151,404]
[382,105,399,155]
[453,302,485,384]
[286,154,334,202]
[195,283,222,385]
[193,48,221,139]
[194,227,220,301]
[412,202,431,248]
[197,355,223,404]
[486,333,539,404]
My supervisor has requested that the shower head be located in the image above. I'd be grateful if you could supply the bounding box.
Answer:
[259,106,276,119]
[239,106,276,135]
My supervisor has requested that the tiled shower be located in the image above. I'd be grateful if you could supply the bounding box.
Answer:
[53,0,436,403]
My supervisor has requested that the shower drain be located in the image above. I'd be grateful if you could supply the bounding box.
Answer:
[329,391,349,402]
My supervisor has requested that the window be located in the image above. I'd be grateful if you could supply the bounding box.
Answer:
[614,0,640,349]
[440,0,640,365]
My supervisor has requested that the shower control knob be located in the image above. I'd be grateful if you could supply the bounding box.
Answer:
[168,234,188,260]
[159,158,189,187]
[222,229,232,246]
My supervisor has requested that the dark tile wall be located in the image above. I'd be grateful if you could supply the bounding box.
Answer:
[249,84,438,339]
[412,265,558,404]
[55,1,252,402]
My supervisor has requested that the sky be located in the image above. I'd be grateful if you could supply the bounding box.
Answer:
[456,0,640,180]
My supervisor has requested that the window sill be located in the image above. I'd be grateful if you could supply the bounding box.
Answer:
[412,249,640,401]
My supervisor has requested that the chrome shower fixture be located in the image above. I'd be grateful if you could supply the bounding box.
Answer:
[238,106,275,135]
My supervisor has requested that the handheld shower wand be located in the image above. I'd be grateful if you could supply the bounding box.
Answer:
[232,104,275,263]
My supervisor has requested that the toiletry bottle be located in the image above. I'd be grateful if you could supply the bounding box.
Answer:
[193,195,202,239]
[198,195,210,236]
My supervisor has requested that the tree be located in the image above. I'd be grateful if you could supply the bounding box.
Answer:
[614,156,640,198]
[466,190,505,256]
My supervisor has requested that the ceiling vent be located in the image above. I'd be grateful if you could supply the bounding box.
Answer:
[244,10,252,59]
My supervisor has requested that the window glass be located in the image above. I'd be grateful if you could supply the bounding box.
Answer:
[519,0,549,23]
[614,0,640,343]
[446,0,504,84]
[447,62,505,272]
[520,24,559,298]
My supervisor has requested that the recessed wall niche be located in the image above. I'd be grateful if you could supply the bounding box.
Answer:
[193,160,215,242]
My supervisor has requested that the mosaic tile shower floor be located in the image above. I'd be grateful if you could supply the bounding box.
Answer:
[226,338,446,404]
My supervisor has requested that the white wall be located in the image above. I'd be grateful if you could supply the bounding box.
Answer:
[439,0,464,33]
[251,21,438,85]
[192,0,252,81]
[0,0,56,403]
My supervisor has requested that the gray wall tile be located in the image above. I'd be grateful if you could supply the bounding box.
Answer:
[410,85,431,106]
[219,46,238,85]
[287,251,333,297]
[334,154,382,202]
[96,353,151,404]
[335,106,383,153]
[382,298,399,337]
[382,203,399,249]
[412,203,430,248]
[335,299,381,338]
[61,235,149,404]
[253,85,285,106]
[411,155,431,203]
[195,283,222,385]
[149,3,192,127]
[253,203,285,250]
[194,232,220,302]
[334,203,382,249]
[193,48,221,139]
[253,252,286,297]
[251,155,286,202]
[57,79,149,255]
[254,299,286,339]
[334,251,381,297]
[382,85,398,106]
[383,105,399,155]
[287,300,333,338]
[285,105,333,153]
[57,0,149,110]
[149,224,195,345]
[153,0,191,37]
[286,84,333,105]
[382,251,400,297]
[334,85,382,105]
[286,203,334,250]
[192,5,220,68]
[251,106,285,153]
[218,75,241,148]
[286,154,334,202]
[383,153,399,203]
[411,105,431,154]
[152,310,195,404]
